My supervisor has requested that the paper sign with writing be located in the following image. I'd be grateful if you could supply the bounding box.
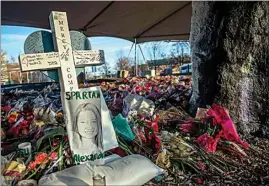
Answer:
[19,52,60,71]
[73,50,105,67]
[62,87,118,164]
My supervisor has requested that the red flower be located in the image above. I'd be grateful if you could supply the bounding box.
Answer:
[198,162,206,171]
[4,171,21,178]
[196,178,203,184]
[137,128,147,143]
[28,161,37,170]
[147,132,153,141]
[35,152,48,164]
[8,115,18,124]
[109,147,127,157]
[20,120,29,127]
[52,139,60,147]
[63,135,68,141]
[196,133,220,152]
[179,123,194,133]
[49,152,58,160]
[148,122,159,132]
[135,86,143,92]
[1,105,11,112]
[150,116,160,132]
[115,99,122,105]
[153,135,162,151]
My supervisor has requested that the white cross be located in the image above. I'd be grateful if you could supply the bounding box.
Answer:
[18,11,105,92]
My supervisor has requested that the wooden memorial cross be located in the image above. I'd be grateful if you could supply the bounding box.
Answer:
[18,11,119,164]
[18,11,105,92]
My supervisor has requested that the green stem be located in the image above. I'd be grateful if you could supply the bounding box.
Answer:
[49,138,52,149]
[211,126,216,136]
[181,162,185,172]
[118,139,133,155]
[58,140,63,171]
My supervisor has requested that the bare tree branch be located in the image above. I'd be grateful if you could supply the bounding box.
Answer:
[1,50,9,84]
[115,50,134,71]
[170,41,190,65]
[147,41,165,61]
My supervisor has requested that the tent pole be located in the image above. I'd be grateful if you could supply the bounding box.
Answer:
[134,38,137,76]
[127,42,134,59]
[138,45,146,62]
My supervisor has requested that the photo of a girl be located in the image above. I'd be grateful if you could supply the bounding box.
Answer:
[71,103,103,152]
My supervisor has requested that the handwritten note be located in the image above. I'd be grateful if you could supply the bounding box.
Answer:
[73,50,105,66]
[19,52,60,71]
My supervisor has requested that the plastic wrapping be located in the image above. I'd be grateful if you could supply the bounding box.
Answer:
[112,114,135,142]
[33,95,47,108]
[123,94,155,117]
[17,179,37,186]
[207,104,249,149]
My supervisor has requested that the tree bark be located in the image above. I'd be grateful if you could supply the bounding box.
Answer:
[189,2,269,135]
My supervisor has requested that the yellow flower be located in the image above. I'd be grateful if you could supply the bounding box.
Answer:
[35,121,45,127]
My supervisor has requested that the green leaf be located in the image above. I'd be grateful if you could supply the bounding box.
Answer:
[36,127,65,151]
[39,145,51,153]
[58,140,63,171]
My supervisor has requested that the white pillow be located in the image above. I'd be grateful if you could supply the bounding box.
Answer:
[39,154,163,186]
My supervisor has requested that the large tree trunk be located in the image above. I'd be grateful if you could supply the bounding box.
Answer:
[189,2,269,136]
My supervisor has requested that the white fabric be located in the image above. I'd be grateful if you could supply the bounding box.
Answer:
[39,154,163,186]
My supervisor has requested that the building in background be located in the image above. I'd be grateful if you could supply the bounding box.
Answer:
[85,65,107,79]
[4,62,54,84]
[146,57,191,75]
[1,53,9,85]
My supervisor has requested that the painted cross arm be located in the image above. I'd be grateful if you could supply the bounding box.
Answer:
[19,52,60,71]
[19,50,105,72]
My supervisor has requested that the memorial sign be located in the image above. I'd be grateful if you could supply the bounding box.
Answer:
[18,11,118,164]
[63,87,118,164]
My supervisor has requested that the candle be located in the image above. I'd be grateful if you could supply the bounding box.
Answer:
[93,175,106,186]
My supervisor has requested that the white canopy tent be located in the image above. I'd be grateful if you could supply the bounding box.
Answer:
[1,1,191,43]
[2,1,192,75]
